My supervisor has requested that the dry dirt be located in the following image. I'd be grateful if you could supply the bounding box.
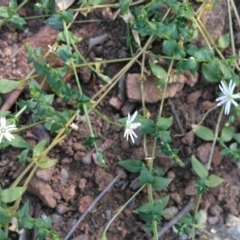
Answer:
[1,1,240,240]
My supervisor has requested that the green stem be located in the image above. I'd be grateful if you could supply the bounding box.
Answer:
[192,194,202,240]
[101,184,146,239]
[207,106,223,169]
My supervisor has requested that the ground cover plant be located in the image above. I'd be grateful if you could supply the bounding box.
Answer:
[0,0,240,239]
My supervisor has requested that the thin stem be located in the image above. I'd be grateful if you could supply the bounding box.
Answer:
[192,195,202,240]
[207,106,223,169]
[101,184,146,240]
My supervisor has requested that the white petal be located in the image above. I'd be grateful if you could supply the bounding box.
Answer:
[229,80,235,94]
[216,96,227,102]
[225,101,231,115]
[130,111,138,123]
[129,131,135,143]
[0,134,3,143]
[219,82,229,95]
[0,117,6,128]
[231,99,238,107]
[4,132,14,141]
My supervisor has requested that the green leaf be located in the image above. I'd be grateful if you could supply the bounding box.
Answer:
[194,48,214,61]
[192,124,215,141]
[0,6,9,18]
[176,57,197,71]
[9,14,26,30]
[33,139,47,158]
[218,62,232,79]
[156,117,172,130]
[37,159,58,169]
[217,34,230,49]
[0,229,8,240]
[233,133,240,144]
[186,44,198,55]
[118,160,143,173]
[139,164,153,185]
[0,79,21,93]
[84,136,101,146]
[191,155,208,179]
[152,176,171,191]
[88,0,106,6]
[1,186,26,203]
[219,126,234,142]
[57,31,81,45]
[45,14,63,30]
[163,39,177,56]
[10,134,31,149]
[149,60,167,80]
[120,0,129,15]
[61,10,73,23]
[202,62,222,82]
[206,174,223,188]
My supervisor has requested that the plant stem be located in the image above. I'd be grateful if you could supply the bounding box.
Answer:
[207,106,223,169]
[101,184,146,239]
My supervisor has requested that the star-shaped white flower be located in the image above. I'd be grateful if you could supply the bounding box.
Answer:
[0,117,17,143]
[124,111,141,143]
[216,80,240,115]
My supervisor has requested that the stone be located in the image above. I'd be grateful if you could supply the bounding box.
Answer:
[28,176,56,208]
[170,192,182,204]
[186,90,202,104]
[62,185,76,202]
[79,178,87,190]
[196,143,223,166]
[109,96,122,110]
[78,67,92,83]
[95,168,114,191]
[79,195,94,214]
[126,73,184,103]
[181,131,194,146]
[72,142,85,151]
[191,0,228,47]
[35,166,55,182]
[163,207,179,220]
[201,101,217,112]
[3,46,12,57]
[185,180,197,196]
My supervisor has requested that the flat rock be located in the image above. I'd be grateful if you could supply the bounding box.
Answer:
[185,180,197,196]
[109,96,122,110]
[192,0,227,47]
[28,176,56,208]
[62,185,76,202]
[35,166,55,182]
[94,168,114,191]
[78,195,94,214]
[16,25,59,80]
[126,71,198,103]
[196,143,223,166]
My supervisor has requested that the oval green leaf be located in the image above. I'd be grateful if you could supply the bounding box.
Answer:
[118,160,143,173]
[1,186,26,203]
[192,125,215,141]
[0,79,21,93]
[37,159,58,169]
[191,155,208,179]
[152,176,171,191]
[206,174,223,188]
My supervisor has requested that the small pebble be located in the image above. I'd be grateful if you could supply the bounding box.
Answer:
[50,213,62,224]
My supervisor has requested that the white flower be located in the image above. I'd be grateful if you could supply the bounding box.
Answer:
[0,117,17,143]
[124,111,141,143]
[216,80,240,115]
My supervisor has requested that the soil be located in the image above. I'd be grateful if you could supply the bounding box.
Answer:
[1,1,240,240]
